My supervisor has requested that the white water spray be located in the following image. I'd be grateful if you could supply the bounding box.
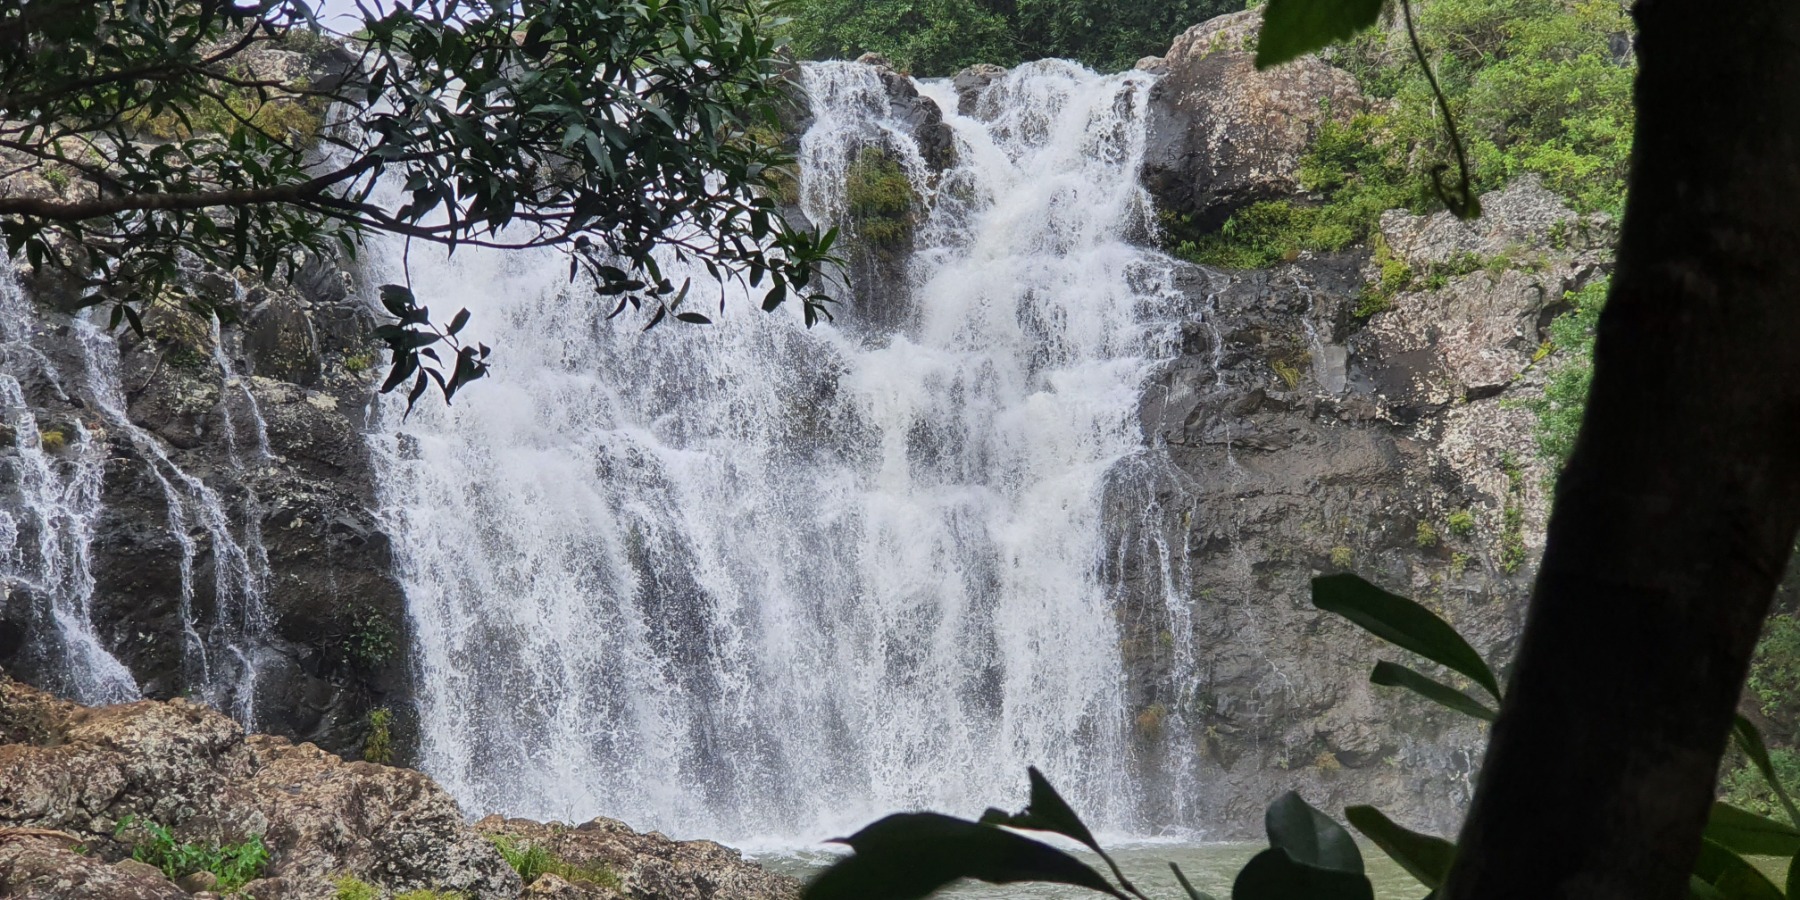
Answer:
[373,60,1187,844]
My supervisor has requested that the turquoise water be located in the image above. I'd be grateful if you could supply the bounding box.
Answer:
[758,841,1429,900]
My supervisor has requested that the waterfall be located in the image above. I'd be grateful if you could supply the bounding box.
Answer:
[0,260,275,724]
[371,59,1188,844]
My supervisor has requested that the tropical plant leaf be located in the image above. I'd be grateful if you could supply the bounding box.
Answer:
[1370,661,1497,722]
[980,766,1102,852]
[1692,838,1785,900]
[1265,792,1363,874]
[1343,806,1456,890]
[1732,716,1800,827]
[801,813,1124,900]
[1705,802,1800,858]
[1255,0,1388,69]
[1312,574,1501,701]
[1231,848,1374,900]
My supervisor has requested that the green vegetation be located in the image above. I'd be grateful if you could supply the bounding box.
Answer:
[1530,277,1609,469]
[1415,521,1438,549]
[394,891,466,900]
[1329,546,1354,568]
[344,353,376,375]
[125,78,325,144]
[115,816,269,893]
[1447,509,1476,537]
[1170,0,1633,277]
[363,708,394,765]
[1498,457,1527,574]
[37,430,66,452]
[333,876,381,900]
[781,0,1240,75]
[346,607,399,669]
[488,835,622,890]
[844,147,918,246]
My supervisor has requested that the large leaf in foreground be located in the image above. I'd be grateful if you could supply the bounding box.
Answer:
[1705,802,1800,858]
[1313,574,1501,701]
[1255,0,1388,69]
[801,813,1123,900]
[1691,838,1785,900]
[1732,716,1800,827]
[1344,806,1456,890]
[980,766,1102,852]
[1265,792,1363,874]
[1371,661,1497,722]
[1232,848,1374,900]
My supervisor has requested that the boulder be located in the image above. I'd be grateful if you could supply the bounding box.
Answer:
[477,816,798,900]
[950,64,1007,118]
[1142,7,1366,229]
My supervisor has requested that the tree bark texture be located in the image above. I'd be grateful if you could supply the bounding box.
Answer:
[1441,1,1800,898]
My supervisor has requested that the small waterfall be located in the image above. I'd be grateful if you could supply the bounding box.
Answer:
[0,271,137,705]
[372,59,1188,844]
[0,260,274,724]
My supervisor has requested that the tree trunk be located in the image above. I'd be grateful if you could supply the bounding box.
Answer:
[1440,2,1800,898]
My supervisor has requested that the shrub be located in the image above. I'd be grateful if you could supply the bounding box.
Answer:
[1415,521,1439,549]
[115,816,269,892]
[1329,546,1354,568]
[344,353,376,374]
[363,708,394,765]
[334,876,381,900]
[1447,509,1476,537]
[844,147,917,246]
[38,430,67,452]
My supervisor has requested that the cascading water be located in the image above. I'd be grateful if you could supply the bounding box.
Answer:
[0,259,276,724]
[371,59,1191,844]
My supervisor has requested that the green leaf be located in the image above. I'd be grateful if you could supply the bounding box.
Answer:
[1265,792,1363,874]
[1343,806,1455,890]
[1733,716,1800,827]
[1231,848,1374,900]
[1255,0,1388,69]
[1786,845,1800,899]
[1705,803,1800,858]
[1312,574,1501,701]
[1692,838,1785,900]
[1370,661,1496,722]
[979,766,1103,854]
[800,813,1124,900]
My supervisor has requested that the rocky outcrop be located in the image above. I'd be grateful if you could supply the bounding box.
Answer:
[478,818,796,900]
[1109,178,1613,836]
[1142,7,1366,229]
[0,677,796,900]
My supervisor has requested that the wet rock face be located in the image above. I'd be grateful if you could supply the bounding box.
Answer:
[0,252,407,759]
[0,678,794,900]
[1142,8,1366,230]
[1107,179,1608,836]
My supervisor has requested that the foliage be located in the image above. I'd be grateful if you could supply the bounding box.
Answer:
[37,430,67,452]
[1530,277,1609,469]
[333,876,381,900]
[845,147,918,246]
[394,892,466,900]
[1447,509,1476,537]
[1415,521,1438,549]
[1176,0,1632,275]
[779,0,1241,75]
[801,573,1800,900]
[115,816,269,892]
[363,707,394,765]
[0,0,839,413]
[1750,616,1800,745]
[345,606,398,669]
[488,835,622,890]
[1497,457,1528,573]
